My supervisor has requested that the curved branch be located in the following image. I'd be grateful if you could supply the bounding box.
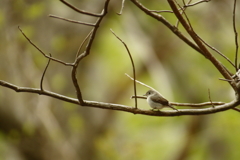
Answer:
[40,53,51,91]
[111,30,138,108]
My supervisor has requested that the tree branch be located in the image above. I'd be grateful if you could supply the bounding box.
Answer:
[0,80,239,116]
[59,0,103,17]
[167,0,237,91]
[49,14,96,27]
[233,0,239,71]
[111,30,138,108]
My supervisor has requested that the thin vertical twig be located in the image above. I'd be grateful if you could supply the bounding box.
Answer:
[40,54,52,91]
[233,0,239,71]
[111,29,138,109]
[117,0,126,15]
[208,88,214,108]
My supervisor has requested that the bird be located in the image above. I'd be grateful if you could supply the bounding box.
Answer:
[143,89,178,111]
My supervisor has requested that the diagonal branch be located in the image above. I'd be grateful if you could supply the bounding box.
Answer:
[49,15,96,26]
[130,0,203,55]
[59,0,103,17]
[167,0,237,91]
[18,26,73,66]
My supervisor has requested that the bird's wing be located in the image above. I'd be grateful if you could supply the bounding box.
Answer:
[153,96,169,106]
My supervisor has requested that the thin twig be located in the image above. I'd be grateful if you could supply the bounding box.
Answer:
[111,29,138,109]
[150,10,173,13]
[49,15,96,27]
[172,102,224,107]
[84,0,110,56]
[232,107,240,112]
[175,0,191,28]
[208,88,214,108]
[131,95,146,99]
[59,0,102,17]
[184,0,211,7]
[76,29,94,58]
[125,73,155,91]
[196,34,235,68]
[219,78,233,82]
[117,0,126,15]
[233,0,239,71]
[40,53,52,91]
[182,0,186,6]
[18,26,73,66]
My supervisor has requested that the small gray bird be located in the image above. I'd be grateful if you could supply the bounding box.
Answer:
[144,90,178,111]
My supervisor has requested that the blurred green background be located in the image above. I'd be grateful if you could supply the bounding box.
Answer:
[1,0,240,160]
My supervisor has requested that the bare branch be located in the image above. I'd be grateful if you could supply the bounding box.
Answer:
[0,80,239,116]
[184,0,211,7]
[71,0,111,105]
[171,102,224,107]
[219,78,233,82]
[150,10,173,13]
[40,54,52,91]
[131,95,225,107]
[49,14,96,27]
[125,73,155,91]
[76,29,94,58]
[71,56,84,105]
[232,107,240,112]
[117,0,126,15]
[175,0,190,28]
[130,0,202,57]
[167,0,237,91]
[233,0,239,71]
[195,34,235,68]
[131,95,146,99]
[84,0,111,56]
[18,26,73,66]
[208,88,214,108]
[59,0,102,17]
[111,29,138,108]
